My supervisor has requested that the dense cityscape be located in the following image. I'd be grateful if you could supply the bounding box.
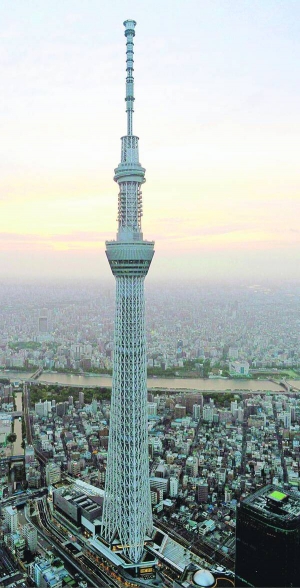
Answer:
[0,281,299,376]
[0,281,300,587]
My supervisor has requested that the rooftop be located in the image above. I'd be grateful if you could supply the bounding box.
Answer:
[242,484,300,522]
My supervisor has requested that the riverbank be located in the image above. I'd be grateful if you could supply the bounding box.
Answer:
[0,370,285,392]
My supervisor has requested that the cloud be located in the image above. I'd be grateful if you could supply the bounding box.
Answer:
[0,230,109,242]
[154,223,250,241]
[0,231,111,252]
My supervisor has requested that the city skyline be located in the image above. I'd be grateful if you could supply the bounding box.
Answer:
[0,0,299,282]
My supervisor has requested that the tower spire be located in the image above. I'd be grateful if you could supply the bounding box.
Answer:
[124,19,136,136]
[113,20,146,242]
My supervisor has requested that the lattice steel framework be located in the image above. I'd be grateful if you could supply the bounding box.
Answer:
[101,20,154,564]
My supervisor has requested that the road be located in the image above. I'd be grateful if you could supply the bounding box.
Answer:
[26,497,121,588]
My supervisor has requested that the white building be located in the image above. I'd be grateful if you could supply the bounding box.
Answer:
[4,505,18,533]
[23,523,38,553]
[68,460,81,476]
[0,413,12,444]
[149,477,169,496]
[147,402,157,416]
[229,361,249,376]
[169,477,179,498]
[203,406,214,422]
[193,404,201,420]
[186,456,198,477]
[283,411,291,429]
[35,399,50,418]
[231,400,238,415]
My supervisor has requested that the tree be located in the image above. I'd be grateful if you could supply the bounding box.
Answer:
[7,433,17,443]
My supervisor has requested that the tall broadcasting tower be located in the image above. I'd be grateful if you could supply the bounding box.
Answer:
[101,20,154,564]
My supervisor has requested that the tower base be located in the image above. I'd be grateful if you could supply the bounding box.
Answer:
[88,533,163,586]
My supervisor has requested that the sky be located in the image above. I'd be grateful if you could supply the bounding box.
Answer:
[0,0,299,283]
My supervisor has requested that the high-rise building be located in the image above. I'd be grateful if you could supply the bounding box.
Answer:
[193,404,201,420]
[203,405,214,422]
[101,20,154,564]
[35,399,49,418]
[23,523,38,553]
[235,485,300,587]
[196,481,209,503]
[186,456,199,478]
[169,477,179,498]
[38,308,50,334]
[4,505,18,533]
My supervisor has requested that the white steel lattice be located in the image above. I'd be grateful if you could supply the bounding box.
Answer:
[118,181,143,234]
[101,276,153,562]
[101,20,154,565]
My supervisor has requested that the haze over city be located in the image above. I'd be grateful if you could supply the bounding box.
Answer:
[0,0,299,282]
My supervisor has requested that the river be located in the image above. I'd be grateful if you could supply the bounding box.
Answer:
[0,371,283,392]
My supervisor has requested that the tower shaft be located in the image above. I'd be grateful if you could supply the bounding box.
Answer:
[101,20,154,564]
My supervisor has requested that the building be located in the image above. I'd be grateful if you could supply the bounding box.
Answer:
[150,488,163,512]
[4,505,18,533]
[45,462,61,486]
[175,404,186,419]
[5,532,25,560]
[169,477,179,498]
[101,20,154,564]
[150,477,169,497]
[35,399,50,418]
[23,523,38,553]
[235,485,300,587]
[26,465,41,488]
[56,402,66,417]
[193,404,201,420]
[196,481,208,503]
[185,394,203,414]
[186,456,198,477]
[38,309,50,334]
[229,360,249,376]
[203,406,214,422]
[0,413,12,445]
[25,444,35,465]
[53,487,103,531]
[30,557,62,588]
[148,402,157,416]
[67,460,81,477]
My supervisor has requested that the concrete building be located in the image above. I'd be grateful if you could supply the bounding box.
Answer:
[236,485,300,587]
[23,523,38,553]
[4,505,18,533]
[196,481,208,503]
[193,404,201,420]
[45,462,61,486]
[169,477,179,498]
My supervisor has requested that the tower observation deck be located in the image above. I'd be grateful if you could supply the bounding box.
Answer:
[101,20,154,564]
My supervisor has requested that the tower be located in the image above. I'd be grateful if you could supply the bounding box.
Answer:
[101,20,154,564]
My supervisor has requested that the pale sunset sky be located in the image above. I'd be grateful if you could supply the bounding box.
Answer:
[0,0,299,282]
